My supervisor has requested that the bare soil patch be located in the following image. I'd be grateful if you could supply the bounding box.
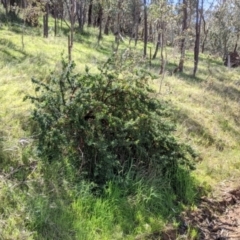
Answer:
[137,184,240,240]
[169,185,240,240]
[179,187,240,239]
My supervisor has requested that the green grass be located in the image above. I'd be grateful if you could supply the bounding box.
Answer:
[0,21,188,239]
[1,12,240,239]
[153,51,240,188]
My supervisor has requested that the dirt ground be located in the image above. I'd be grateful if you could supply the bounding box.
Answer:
[163,182,240,240]
[137,181,240,240]
[179,188,240,239]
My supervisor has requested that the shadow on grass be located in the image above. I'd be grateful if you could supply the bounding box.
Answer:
[0,38,33,63]
[74,28,97,41]
[61,26,98,43]
[0,12,9,24]
[171,108,215,146]
[26,161,78,240]
[95,45,112,55]
[149,61,177,73]
[206,81,240,103]
[207,57,223,66]
[0,38,54,69]
[218,118,240,143]
[24,156,202,239]
[8,24,42,36]
[175,71,204,83]
[149,60,207,83]
[185,53,223,66]
[0,11,23,25]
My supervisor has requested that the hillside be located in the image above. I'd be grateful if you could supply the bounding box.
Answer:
[1,21,240,239]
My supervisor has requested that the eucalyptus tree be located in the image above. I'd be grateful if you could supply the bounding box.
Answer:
[103,0,112,35]
[232,0,240,53]
[208,0,239,57]
[42,0,49,38]
[143,0,147,57]
[193,0,202,77]
[128,0,142,46]
[175,0,188,73]
[76,0,87,32]
[96,1,103,44]
[149,0,176,73]
[49,0,64,36]
[199,6,208,53]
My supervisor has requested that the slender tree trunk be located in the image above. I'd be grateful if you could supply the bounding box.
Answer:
[43,3,49,38]
[88,0,93,27]
[22,0,27,8]
[193,0,202,77]
[68,35,72,62]
[143,0,148,57]
[134,21,139,46]
[97,3,103,44]
[153,32,161,59]
[2,0,9,15]
[159,32,164,74]
[134,1,141,46]
[178,0,188,73]
[129,0,136,45]
[129,10,134,44]
[77,1,84,32]
[64,0,75,61]
[54,2,58,36]
[69,0,76,45]
[200,10,208,53]
[149,22,153,42]
[104,15,110,35]
[201,31,208,53]
[159,21,166,75]
[233,33,239,53]
[115,0,120,43]
[21,15,25,50]
[82,4,87,28]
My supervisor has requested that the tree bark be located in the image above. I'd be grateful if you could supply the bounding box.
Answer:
[143,0,148,57]
[87,0,93,27]
[193,0,202,77]
[77,1,86,32]
[54,2,57,36]
[233,33,239,53]
[133,1,141,46]
[134,16,140,46]
[129,0,138,45]
[104,15,110,35]
[2,0,9,15]
[178,0,188,73]
[97,3,103,44]
[43,3,49,38]
[153,30,161,59]
[63,0,75,60]
[159,31,164,74]
[200,8,208,53]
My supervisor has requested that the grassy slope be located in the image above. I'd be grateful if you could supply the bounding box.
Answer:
[1,18,240,239]
[159,52,240,189]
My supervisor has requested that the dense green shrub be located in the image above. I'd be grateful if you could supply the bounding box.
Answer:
[25,56,195,185]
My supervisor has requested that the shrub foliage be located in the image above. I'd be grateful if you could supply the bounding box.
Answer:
[26,57,195,184]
